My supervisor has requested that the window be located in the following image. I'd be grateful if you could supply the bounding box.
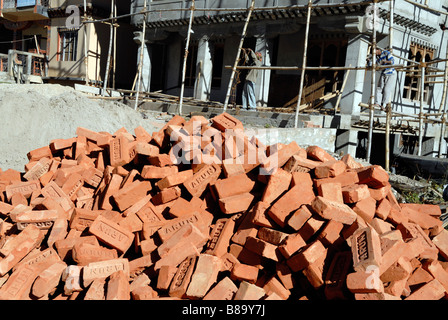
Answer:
[59,30,78,62]
[307,37,348,94]
[403,42,435,103]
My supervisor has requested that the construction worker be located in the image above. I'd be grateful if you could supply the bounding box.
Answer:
[368,48,397,111]
[242,49,262,111]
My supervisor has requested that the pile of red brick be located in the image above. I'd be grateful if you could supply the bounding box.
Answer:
[0,112,447,300]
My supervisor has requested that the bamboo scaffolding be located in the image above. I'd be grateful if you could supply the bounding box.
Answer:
[134,0,148,110]
[418,58,426,156]
[179,0,196,116]
[294,0,313,129]
[83,0,89,85]
[223,0,256,113]
[367,0,378,164]
[102,0,114,97]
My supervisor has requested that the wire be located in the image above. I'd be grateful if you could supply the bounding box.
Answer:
[0,36,36,44]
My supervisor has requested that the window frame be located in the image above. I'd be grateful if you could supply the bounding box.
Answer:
[58,30,78,62]
[403,42,435,103]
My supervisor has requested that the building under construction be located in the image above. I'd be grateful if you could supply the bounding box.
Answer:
[129,0,448,172]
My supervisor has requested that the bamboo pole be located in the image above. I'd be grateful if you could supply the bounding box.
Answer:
[418,59,426,156]
[179,0,196,116]
[438,45,448,157]
[83,0,89,85]
[225,64,405,71]
[113,0,117,90]
[223,0,256,113]
[385,0,394,172]
[335,66,351,113]
[102,0,114,97]
[294,0,313,129]
[367,0,378,163]
[134,0,148,110]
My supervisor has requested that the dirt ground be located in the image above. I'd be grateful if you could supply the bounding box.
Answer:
[0,83,168,172]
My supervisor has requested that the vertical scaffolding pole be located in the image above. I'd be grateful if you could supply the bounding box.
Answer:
[102,0,114,96]
[385,0,394,172]
[113,0,117,90]
[418,59,426,156]
[179,0,195,116]
[83,0,89,85]
[223,0,256,113]
[367,0,378,163]
[438,49,448,158]
[294,0,312,129]
[134,0,148,110]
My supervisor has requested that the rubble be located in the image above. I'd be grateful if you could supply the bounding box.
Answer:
[0,112,447,300]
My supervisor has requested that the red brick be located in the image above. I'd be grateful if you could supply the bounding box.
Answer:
[186,254,221,299]
[397,222,438,260]
[375,198,392,220]
[168,255,197,298]
[347,271,384,294]
[251,201,277,228]
[205,218,236,257]
[401,206,442,231]
[5,180,41,201]
[278,233,306,259]
[351,227,382,272]
[152,186,181,205]
[306,146,335,162]
[203,277,238,300]
[135,142,159,157]
[134,126,153,144]
[317,220,344,246]
[263,276,290,300]
[357,165,390,189]
[27,145,52,162]
[314,160,346,179]
[286,240,327,272]
[211,112,244,132]
[230,263,259,284]
[284,155,319,173]
[287,205,312,231]
[311,196,357,225]
[244,236,280,262]
[407,267,434,287]
[290,171,313,188]
[183,164,222,197]
[141,165,178,180]
[112,180,152,212]
[369,185,391,201]
[432,229,448,261]
[342,184,370,204]
[318,182,343,203]
[214,173,255,199]
[405,279,446,300]
[380,256,413,283]
[400,203,442,218]
[341,154,363,169]
[89,215,134,254]
[299,216,326,242]
[149,154,173,167]
[219,193,254,215]
[352,197,377,223]
[314,171,359,189]
[157,265,177,290]
[268,183,315,228]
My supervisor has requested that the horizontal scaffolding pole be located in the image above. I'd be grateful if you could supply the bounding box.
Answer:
[225,64,406,71]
